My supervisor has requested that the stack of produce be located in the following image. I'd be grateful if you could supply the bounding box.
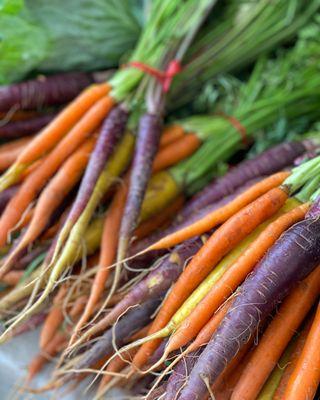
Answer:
[0,1,320,399]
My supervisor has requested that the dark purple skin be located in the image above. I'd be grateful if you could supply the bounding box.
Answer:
[66,104,128,226]
[165,349,202,400]
[118,112,163,259]
[178,217,320,400]
[179,140,308,219]
[0,113,56,139]
[67,298,160,381]
[0,185,18,214]
[100,236,204,330]
[306,196,320,219]
[128,176,264,268]
[0,72,93,111]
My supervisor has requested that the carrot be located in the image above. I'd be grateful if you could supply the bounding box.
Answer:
[180,140,308,220]
[69,179,128,344]
[152,133,201,172]
[164,202,308,355]
[39,285,68,350]
[69,295,88,319]
[132,186,290,369]
[180,207,320,400]
[27,331,67,382]
[97,347,137,395]
[0,135,132,341]
[1,270,23,286]
[159,124,185,147]
[0,83,111,190]
[283,302,320,400]
[1,137,96,275]
[0,72,94,111]
[212,344,254,400]
[134,196,184,240]
[256,339,295,400]
[0,137,33,171]
[117,112,163,267]
[0,114,55,140]
[147,301,231,398]
[272,319,312,400]
[56,104,128,263]
[148,172,290,250]
[188,301,231,354]
[97,326,150,395]
[0,96,113,252]
[231,267,320,400]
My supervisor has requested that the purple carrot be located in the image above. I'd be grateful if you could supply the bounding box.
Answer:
[67,298,160,382]
[0,185,18,214]
[95,237,204,332]
[0,72,93,111]
[178,209,320,400]
[179,140,310,219]
[117,112,163,262]
[165,349,202,400]
[128,176,264,268]
[0,113,55,139]
[64,104,128,229]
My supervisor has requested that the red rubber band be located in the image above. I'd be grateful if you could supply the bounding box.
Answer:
[217,112,248,146]
[127,60,182,92]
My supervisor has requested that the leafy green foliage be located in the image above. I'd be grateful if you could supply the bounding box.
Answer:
[0,0,143,84]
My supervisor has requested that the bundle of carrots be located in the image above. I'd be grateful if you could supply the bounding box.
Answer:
[1,1,320,399]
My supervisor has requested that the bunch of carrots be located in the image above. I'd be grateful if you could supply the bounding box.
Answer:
[0,1,320,400]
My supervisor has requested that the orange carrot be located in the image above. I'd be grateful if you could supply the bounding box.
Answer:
[1,270,23,285]
[27,331,67,382]
[132,187,290,369]
[97,325,150,394]
[69,179,128,344]
[98,348,137,392]
[283,301,320,400]
[0,96,114,254]
[0,137,33,171]
[273,318,313,400]
[231,267,320,400]
[41,207,70,240]
[69,295,88,319]
[152,134,201,172]
[148,172,290,250]
[40,285,68,350]
[165,203,308,355]
[159,124,185,148]
[2,136,96,274]
[134,196,184,240]
[187,301,231,354]
[213,344,253,400]
[15,83,110,166]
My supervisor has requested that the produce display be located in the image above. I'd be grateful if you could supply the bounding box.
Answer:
[0,0,320,399]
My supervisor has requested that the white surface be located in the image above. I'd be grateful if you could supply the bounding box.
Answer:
[0,329,128,399]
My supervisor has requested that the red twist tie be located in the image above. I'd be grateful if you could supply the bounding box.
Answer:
[128,60,182,93]
[216,112,248,146]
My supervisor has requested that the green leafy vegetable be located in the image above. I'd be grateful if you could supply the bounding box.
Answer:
[0,0,143,84]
